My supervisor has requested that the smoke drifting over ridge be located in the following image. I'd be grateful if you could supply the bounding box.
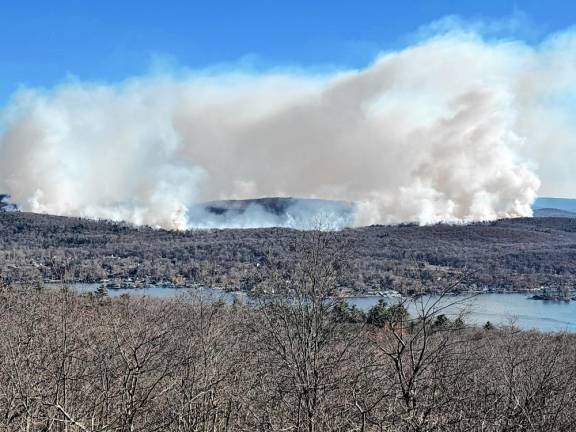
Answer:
[2,28,575,229]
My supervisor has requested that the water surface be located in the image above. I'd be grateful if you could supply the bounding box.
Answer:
[347,293,576,332]
[69,284,576,332]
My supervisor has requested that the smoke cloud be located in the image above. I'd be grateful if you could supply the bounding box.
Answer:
[1,26,575,229]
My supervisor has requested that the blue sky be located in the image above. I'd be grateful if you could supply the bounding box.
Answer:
[1,0,575,103]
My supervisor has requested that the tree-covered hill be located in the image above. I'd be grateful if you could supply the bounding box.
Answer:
[1,211,576,293]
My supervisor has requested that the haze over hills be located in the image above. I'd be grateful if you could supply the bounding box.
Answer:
[191,196,576,228]
[188,197,355,229]
[5,29,576,229]
[2,195,576,227]
[11,23,576,229]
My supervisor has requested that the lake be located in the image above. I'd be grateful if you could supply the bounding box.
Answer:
[347,293,576,332]
[68,284,576,332]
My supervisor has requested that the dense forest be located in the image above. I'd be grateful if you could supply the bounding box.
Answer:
[0,233,574,431]
[1,211,576,294]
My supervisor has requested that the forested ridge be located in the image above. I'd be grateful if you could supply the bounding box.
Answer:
[1,211,576,293]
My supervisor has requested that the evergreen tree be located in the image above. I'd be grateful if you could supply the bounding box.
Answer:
[367,300,408,327]
[434,314,449,328]
[483,321,494,330]
[367,299,389,327]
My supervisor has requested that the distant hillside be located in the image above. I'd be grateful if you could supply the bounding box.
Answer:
[1,211,576,294]
[533,208,576,218]
[533,197,576,213]
[189,197,354,229]
[201,197,352,217]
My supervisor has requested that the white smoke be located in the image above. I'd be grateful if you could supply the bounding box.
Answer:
[2,26,576,229]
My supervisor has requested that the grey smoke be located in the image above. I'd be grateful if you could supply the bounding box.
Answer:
[2,26,575,229]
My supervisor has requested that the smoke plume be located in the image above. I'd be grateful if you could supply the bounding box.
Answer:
[2,27,575,229]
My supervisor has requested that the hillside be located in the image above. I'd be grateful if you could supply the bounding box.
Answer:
[1,211,576,293]
[533,197,576,213]
[533,207,576,218]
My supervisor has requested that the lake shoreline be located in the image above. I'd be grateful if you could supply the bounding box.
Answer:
[43,280,576,304]
[41,282,576,332]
